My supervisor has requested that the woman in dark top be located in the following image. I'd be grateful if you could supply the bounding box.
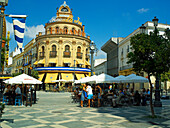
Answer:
[134,90,141,106]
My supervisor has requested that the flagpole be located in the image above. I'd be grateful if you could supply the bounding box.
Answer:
[0,5,5,73]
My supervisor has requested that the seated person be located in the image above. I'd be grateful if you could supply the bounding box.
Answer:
[134,90,141,106]
[140,88,147,106]
[112,89,124,107]
[146,89,150,100]
[3,85,11,96]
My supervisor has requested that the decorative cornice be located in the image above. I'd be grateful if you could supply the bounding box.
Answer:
[36,34,91,43]
[72,41,76,45]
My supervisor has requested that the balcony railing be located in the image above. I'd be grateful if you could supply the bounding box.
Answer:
[77,52,83,59]
[50,51,57,58]
[86,54,90,60]
[120,64,133,71]
[63,51,71,57]
[39,52,45,58]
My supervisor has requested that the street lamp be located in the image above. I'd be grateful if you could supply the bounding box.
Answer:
[0,0,8,73]
[89,41,98,76]
[152,16,162,107]
[139,24,146,34]
[152,16,159,27]
[73,59,76,86]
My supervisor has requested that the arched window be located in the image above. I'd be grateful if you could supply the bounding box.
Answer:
[50,45,57,57]
[86,48,88,54]
[52,45,56,51]
[41,46,45,58]
[72,28,75,35]
[56,27,59,34]
[49,27,52,34]
[65,45,70,51]
[42,46,45,52]
[77,46,81,52]
[64,27,68,34]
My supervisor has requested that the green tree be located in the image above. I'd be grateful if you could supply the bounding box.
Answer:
[161,71,170,95]
[31,69,39,79]
[12,72,22,77]
[127,28,170,117]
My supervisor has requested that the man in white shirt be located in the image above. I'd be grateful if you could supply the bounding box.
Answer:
[15,85,21,96]
[86,84,94,108]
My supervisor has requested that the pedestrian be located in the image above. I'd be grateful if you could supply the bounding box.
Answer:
[15,85,21,96]
[96,84,102,107]
[80,84,87,107]
[86,84,94,108]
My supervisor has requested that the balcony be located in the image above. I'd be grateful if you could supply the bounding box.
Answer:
[77,52,83,59]
[22,59,25,67]
[50,51,57,58]
[39,52,45,58]
[86,54,90,60]
[120,64,133,71]
[63,51,71,58]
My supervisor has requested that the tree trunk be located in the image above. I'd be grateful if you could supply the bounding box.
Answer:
[165,81,167,96]
[148,73,155,117]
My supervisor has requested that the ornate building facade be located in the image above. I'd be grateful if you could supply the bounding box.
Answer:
[34,2,91,86]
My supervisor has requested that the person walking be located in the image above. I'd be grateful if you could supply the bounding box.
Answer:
[96,84,102,107]
[86,84,94,108]
[80,84,87,107]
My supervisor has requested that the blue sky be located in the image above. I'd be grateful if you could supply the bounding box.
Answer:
[5,0,170,58]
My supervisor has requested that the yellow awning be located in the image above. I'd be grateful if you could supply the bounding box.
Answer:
[49,58,57,63]
[76,60,83,64]
[85,61,91,66]
[45,73,58,83]
[63,58,71,63]
[38,59,45,64]
[61,73,73,80]
[76,74,85,80]
[0,77,13,80]
[33,61,38,65]
[38,73,45,81]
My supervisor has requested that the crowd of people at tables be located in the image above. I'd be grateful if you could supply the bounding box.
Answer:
[2,84,33,105]
[73,83,150,107]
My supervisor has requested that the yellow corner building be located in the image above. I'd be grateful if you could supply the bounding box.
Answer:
[34,2,91,87]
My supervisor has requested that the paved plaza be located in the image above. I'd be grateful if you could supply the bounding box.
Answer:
[1,91,170,128]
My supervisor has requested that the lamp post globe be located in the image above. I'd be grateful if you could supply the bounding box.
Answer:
[139,24,146,34]
[152,16,159,27]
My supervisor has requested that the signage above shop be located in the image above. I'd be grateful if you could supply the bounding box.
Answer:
[49,15,82,26]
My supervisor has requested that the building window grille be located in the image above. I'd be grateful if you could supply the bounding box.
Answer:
[64,45,71,57]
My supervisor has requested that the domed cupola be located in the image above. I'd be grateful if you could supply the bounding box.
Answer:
[56,1,73,20]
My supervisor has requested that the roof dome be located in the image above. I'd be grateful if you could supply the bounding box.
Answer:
[60,1,69,8]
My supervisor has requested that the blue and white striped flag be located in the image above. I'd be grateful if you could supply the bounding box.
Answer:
[9,15,27,53]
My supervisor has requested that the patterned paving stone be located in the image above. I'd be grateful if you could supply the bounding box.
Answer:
[60,121,94,128]
[1,91,170,128]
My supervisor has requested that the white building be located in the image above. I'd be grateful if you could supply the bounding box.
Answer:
[94,59,107,75]
[101,21,170,90]
[118,21,170,77]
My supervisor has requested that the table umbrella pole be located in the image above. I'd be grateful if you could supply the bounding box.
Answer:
[26,84,28,107]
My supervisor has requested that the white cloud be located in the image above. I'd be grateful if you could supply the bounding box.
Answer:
[6,20,45,38]
[95,50,106,59]
[25,25,45,38]
[137,8,149,13]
